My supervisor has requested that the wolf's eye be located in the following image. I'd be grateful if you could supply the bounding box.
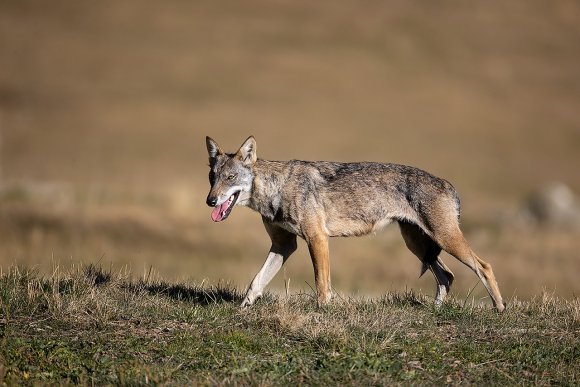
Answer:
[227,174,237,180]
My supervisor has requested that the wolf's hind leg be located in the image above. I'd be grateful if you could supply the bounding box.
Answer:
[430,258,455,305]
[398,221,454,306]
[241,220,297,307]
[433,224,505,312]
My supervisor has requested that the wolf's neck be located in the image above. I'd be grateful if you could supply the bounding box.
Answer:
[248,159,287,216]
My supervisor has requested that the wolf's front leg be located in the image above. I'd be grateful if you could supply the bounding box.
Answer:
[241,250,284,307]
[306,233,332,307]
[241,222,297,307]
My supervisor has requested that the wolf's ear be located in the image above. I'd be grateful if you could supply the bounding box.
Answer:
[236,136,257,165]
[206,136,223,160]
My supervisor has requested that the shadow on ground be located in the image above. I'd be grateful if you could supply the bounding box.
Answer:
[84,264,242,306]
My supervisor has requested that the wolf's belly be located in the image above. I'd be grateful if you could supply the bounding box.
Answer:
[325,216,394,237]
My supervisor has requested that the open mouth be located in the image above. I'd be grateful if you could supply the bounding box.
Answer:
[211,191,240,222]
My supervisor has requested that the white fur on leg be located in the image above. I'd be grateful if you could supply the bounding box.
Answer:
[317,287,332,307]
[241,251,284,307]
[434,284,448,307]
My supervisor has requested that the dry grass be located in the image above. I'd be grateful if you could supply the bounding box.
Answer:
[1,0,580,301]
[1,265,579,384]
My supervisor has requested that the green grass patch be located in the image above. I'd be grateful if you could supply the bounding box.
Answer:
[1,265,579,385]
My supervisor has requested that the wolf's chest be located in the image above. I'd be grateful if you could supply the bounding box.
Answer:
[266,203,303,237]
[272,220,303,237]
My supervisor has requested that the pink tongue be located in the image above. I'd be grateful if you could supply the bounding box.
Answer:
[211,200,229,222]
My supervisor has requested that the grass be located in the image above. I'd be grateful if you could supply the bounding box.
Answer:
[1,265,578,385]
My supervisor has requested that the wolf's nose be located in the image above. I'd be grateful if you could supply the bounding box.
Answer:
[206,196,218,207]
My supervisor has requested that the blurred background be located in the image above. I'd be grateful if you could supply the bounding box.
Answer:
[1,0,579,301]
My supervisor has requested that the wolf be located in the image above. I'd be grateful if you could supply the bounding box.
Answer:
[205,136,505,312]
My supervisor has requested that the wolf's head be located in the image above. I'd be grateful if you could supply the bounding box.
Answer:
[205,136,256,222]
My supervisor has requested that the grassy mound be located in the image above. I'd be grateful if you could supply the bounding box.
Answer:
[1,266,578,385]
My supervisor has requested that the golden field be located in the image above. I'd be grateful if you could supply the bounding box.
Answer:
[1,0,579,303]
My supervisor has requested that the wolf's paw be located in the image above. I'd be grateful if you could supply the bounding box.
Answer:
[497,301,507,313]
[316,291,332,308]
[240,292,260,308]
